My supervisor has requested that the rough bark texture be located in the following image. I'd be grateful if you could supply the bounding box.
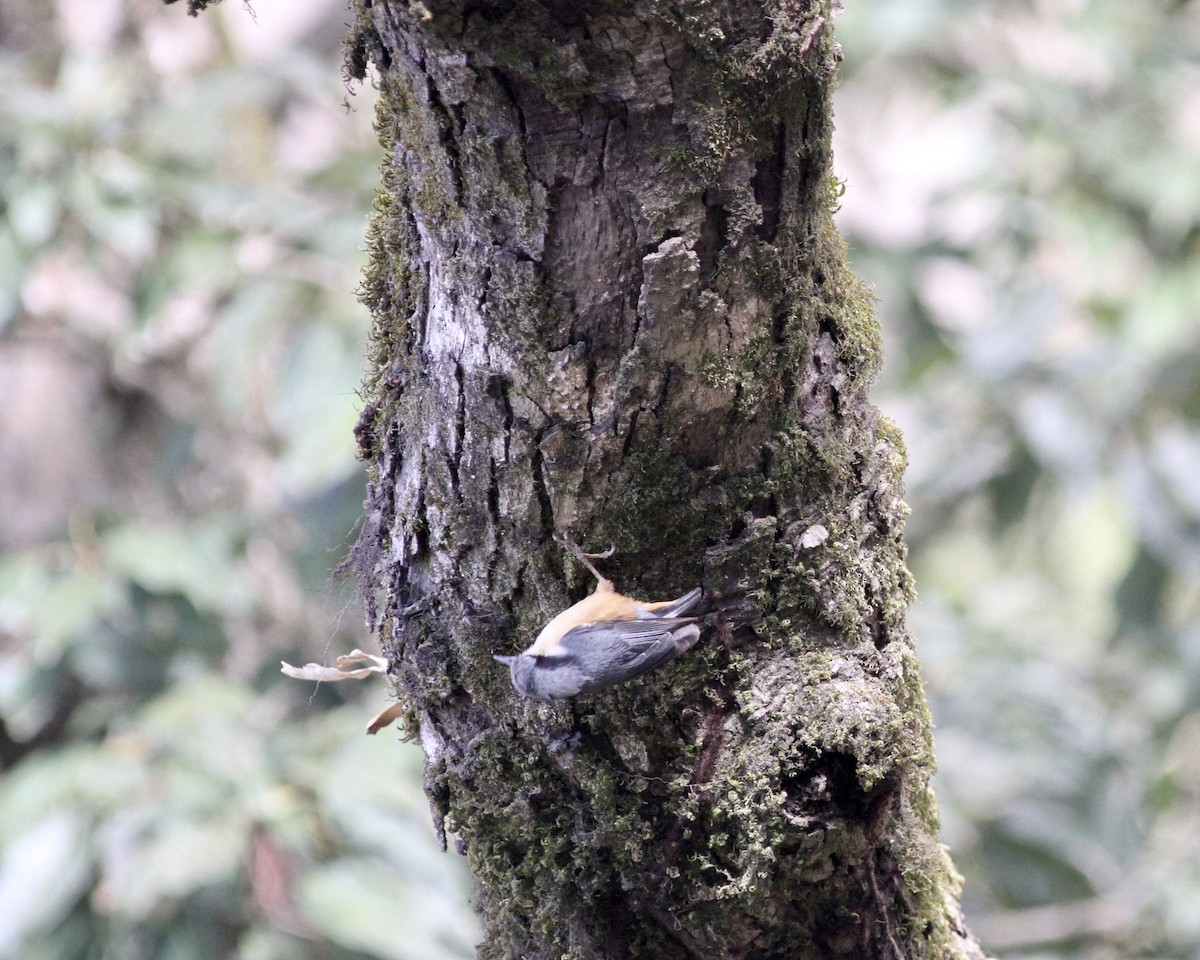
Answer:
[343,2,987,958]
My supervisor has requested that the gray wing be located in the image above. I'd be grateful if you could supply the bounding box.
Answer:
[555,617,700,695]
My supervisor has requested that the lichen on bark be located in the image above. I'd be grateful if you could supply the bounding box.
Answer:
[341,1,988,957]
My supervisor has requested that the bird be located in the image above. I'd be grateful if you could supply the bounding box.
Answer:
[493,534,702,700]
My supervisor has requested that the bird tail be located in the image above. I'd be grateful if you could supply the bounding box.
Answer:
[656,587,702,619]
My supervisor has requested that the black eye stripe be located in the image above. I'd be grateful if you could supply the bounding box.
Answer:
[532,656,575,671]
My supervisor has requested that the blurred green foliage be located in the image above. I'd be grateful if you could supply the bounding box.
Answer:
[0,1,475,958]
[835,0,1200,957]
[4,0,1199,959]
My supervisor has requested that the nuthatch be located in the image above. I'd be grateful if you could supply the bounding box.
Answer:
[493,535,702,700]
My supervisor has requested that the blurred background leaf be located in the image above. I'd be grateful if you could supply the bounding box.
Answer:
[834,0,1200,956]
[3,0,1199,958]
[0,1,476,958]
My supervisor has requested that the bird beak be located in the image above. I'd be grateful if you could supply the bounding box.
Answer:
[493,655,516,666]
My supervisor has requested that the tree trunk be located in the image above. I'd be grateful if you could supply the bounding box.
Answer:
[343,1,987,957]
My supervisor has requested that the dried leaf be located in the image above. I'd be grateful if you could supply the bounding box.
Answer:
[280,649,387,682]
[365,702,405,735]
[335,650,388,671]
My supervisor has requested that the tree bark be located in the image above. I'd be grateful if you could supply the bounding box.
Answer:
[343,1,988,957]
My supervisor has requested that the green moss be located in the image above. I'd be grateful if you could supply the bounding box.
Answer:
[357,96,421,398]
[662,0,841,191]
[671,96,755,182]
[596,448,732,585]
[698,334,779,417]
[818,221,885,381]
[530,46,590,115]
[876,415,911,481]
[341,1,377,81]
